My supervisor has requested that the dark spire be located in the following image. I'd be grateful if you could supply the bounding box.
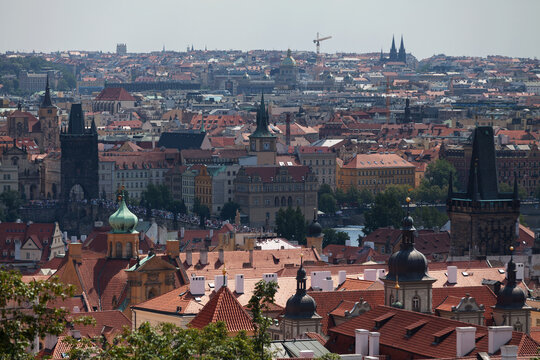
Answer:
[250,93,273,138]
[466,127,500,200]
[296,257,307,293]
[67,103,85,135]
[448,173,454,199]
[513,172,519,201]
[41,75,53,108]
[389,35,398,61]
[471,161,480,201]
[398,35,406,63]
[91,119,97,134]
[507,248,517,285]
[401,197,415,247]
[404,98,411,123]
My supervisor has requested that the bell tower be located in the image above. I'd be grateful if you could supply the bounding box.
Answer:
[107,189,139,259]
[249,94,277,165]
[38,76,60,150]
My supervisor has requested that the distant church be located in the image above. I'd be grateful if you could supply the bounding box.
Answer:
[380,35,407,63]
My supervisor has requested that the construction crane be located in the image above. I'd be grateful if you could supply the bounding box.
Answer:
[313,32,332,55]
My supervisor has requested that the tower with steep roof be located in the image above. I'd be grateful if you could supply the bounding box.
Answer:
[38,75,60,150]
[447,126,520,257]
[398,35,407,63]
[248,94,277,165]
[60,103,99,201]
[389,35,398,61]
[381,198,436,313]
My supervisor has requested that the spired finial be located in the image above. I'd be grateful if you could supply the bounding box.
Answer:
[394,273,400,289]
[406,196,411,214]
[313,207,317,221]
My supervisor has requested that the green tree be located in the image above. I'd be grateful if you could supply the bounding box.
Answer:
[0,270,77,359]
[317,184,333,197]
[413,206,448,229]
[322,228,350,248]
[334,188,348,206]
[0,190,23,222]
[246,280,279,360]
[345,187,360,206]
[424,159,458,189]
[141,184,173,210]
[318,193,337,214]
[168,200,187,229]
[364,189,406,234]
[220,201,241,222]
[499,182,527,200]
[275,206,306,244]
[193,197,210,227]
[358,188,375,207]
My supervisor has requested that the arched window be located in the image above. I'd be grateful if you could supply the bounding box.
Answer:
[126,242,133,258]
[116,242,123,258]
[274,197,279,207]
[147,288,157,300]
[412,295,420,312]
[389,294,394,305]
[281,197,286,207]
[287,196,293,207]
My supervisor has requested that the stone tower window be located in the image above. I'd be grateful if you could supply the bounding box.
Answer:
[412,295,421,312]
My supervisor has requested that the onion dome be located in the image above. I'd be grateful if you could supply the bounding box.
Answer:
[384,198,432,282]
[496,248,527,309]
[281,49,296,67]
[307,209,322,238]
[109,190,138,233]
[284,259,317,319]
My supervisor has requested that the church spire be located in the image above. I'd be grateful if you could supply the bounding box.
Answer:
[67,103,85,135]
[41,75,53,108]
[389,35,398,61]
[249,93,274,138]
[398,35,407,63]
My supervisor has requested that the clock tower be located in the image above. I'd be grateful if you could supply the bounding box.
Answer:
[249,94,276,165]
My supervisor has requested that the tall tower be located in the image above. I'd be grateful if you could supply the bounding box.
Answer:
[108,190,139,259]
[447,126,520,257]
[389,35,398,61]
[381,198,436,313]
[38,76,60,150]
[248,94,277,165]
[492,248,531,333]
[398,35,407,63]
[60,104,99,201]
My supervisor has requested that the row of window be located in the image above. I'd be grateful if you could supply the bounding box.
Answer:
[357,178,412,185]
[302,159,334,166]
[344,169,413,176]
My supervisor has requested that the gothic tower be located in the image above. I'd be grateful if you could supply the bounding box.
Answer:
[38,76,60,150]
[398,35,407,63]
[447,126,520,257]
[389,35,398,62]
[60,104,99,201]
[381,198,436,313]
[249,93,277,165]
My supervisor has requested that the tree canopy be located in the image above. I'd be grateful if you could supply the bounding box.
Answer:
[322,228,350,248]
[220,201,241,222]
[275,206,306,244]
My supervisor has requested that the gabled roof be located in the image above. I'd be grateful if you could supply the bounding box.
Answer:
[326,304,539,357]
[188,285,254,333]
[94,87,135,101]
[157,132,207,151]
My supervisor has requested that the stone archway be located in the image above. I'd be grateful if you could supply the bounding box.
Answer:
[69,184,86,201]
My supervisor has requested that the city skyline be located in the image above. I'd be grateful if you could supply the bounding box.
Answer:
[2,0,540,59]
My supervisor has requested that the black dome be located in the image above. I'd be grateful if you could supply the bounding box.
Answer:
[308,219,322,237]
[496,285,526,309]
[386,246,430,282]
[284,292,317,319]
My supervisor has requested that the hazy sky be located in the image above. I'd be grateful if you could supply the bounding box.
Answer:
[2,0,539,60]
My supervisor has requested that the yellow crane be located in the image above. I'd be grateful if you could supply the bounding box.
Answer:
[313,33,332,80]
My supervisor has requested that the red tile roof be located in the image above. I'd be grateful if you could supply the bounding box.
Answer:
[94,87,135,101]
[326,305,539,357]
[189,286,254,333]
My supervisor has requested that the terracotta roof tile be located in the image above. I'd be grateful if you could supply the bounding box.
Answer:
[189,286,254,333]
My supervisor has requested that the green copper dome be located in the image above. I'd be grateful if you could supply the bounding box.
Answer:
[109,192,138,233]
[281,49,296,67]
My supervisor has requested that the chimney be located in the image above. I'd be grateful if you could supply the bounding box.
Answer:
[364,269,377,281]
[186,249,193,266]
[180,227,185,238]
[501,345,518,360]
[72,306,80,313]
[249,249,254,267]
[516,263,524,281]
[369,332,380,356]
[214,274,227,289]
[71,235,77,243]
[456,327,476,357]
[69,242,82,261]
[166,240,179,258]
[447,266,458,284]
[299,350,314,358]
[200,249,208,265]
[235,274,244,294]
[355,329,369,356]
[285,113,291,146]
[263,273,278,283]
[190,275,205,296]
[218,248,224,263]
[488,326,513,354]
[338,270,347,285]
[321,276,333,291]
[376,269,385,281]
[63,231,68,240]
[204,236,211,250]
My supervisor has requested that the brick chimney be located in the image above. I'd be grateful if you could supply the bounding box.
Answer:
[69,242,82,262]
[186,249,193,266]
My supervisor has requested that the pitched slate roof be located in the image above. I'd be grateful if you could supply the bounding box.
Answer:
[157,131,207,151]
[188,285,254,333]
